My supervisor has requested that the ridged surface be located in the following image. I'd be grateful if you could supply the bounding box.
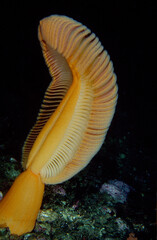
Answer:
[22,15,118,184]
[22,47,73,168]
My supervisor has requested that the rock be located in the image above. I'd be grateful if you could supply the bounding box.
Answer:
[37,209,58,223]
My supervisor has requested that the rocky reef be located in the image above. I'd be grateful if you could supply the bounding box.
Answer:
[0,133,155,240]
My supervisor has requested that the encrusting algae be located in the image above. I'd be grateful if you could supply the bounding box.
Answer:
[0,15,118,235]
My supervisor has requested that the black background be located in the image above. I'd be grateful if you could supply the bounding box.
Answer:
[0,0,156,237]
[0,1,156,152]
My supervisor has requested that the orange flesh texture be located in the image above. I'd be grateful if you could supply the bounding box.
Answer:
[0,169,44,235]
[22,16,118,185]
[28,67,81,174]
[0,15,118,236]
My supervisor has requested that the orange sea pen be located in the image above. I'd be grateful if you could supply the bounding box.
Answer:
[0,15,118,235]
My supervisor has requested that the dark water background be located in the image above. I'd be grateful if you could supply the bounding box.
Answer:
[0,0,156,239]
